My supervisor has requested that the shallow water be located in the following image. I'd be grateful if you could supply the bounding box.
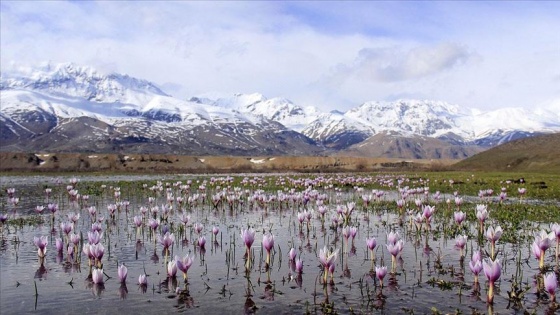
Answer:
[0,175,558,314]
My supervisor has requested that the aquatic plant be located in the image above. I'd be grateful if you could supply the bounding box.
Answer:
[176,254,193,281]
[483,258,501,304]
[262,233,274,265]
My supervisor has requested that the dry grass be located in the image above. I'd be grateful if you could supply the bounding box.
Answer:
[0,152,456,173]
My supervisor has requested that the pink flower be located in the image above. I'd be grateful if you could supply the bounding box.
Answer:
[482,258,501,303]
[88,231,102,245]
[366,237,377,251]
[386,240,404,257]
[212,226,220,235]
[375,266,387,286]
[485,226,503,243]
[118,263,128,283]
[148,218,160,231]
[483,258,501,283]
[198,236,206,248]
[60,221,74,236]
[263,233,274,253]
[387,231,400,245]
[55,237,64,252]
[469,260,483,276]
[288,248,297,261]
[133,216,143,227]
[544,272,557,301]
[138,274,147,285]
[158,232,175,251]
[454,211,466,225]
[176,254,193,280]
[167,258,178,277]
[476,205,488,222]
[92,268,104,284]
[455,235,467,250]
[33,236,48,258]
[295,259,303,274]
[422,205,435,221]
[240,228,255,250]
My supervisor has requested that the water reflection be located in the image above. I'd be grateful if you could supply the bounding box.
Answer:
[34,265,47,280]
[119,284,128,299]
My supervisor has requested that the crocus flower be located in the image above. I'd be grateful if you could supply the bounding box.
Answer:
[33,236,48,258]
[212,226,219,236]
[148,218,160,231]
[318,246,338,283]
[91,222,103,233]
[531,241,542,261]
[60,221,74,237]
[0,213,7,223]
[194,223,204,234]
[88,206,96,218]
[133,215,143,228]
[198,236,206,249]
[88,231,102,245]
[138,274,148,285]
[35,205,45,214]
[118,263,128,283]
[349,226,358,244]
[469,260,483,284]
[67,212,80,223]
[544,272,557,302]
[387,231,400,245]
[455,235,467,258]
[386,240,404,272]
[366,237,377,261]
[289,248,297,261]
[454,211,466,225]
[69,232,80,247]
[485,226,503,259]
[534,230,555,269]
[295,259,303,274]
[263,233,274,265]
[483,258,501,304]
[158,232,175,256]
[422,205,435,222]
[167,258,178,277]
[240,228,255,252]
[476,204,488,233]
[47,203,58,214]
[92,268,104,284]
[176,254,193,281]
[55,237,64,253]
[552,223,560,266]
[90,243,105,267]
[375,266,388,287]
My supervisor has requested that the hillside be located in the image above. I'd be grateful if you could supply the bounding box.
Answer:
[453,132,560,172]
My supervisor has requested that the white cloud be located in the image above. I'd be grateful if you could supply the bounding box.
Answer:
[1,1,558,112]
[335,43,474,83]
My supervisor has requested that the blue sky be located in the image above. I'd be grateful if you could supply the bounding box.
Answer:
[1,1,559,111]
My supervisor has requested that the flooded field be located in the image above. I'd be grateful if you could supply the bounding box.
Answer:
[0,173,558,314]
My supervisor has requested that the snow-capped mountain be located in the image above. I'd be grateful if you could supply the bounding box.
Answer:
[1,62,559,158]
[192,93,319,132]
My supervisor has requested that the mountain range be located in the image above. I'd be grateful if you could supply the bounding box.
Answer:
[1,62,559,158]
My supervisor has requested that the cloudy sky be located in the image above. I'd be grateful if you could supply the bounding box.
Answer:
[1,1,559,111]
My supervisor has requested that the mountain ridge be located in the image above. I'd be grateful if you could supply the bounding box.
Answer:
[2,62,559,158]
